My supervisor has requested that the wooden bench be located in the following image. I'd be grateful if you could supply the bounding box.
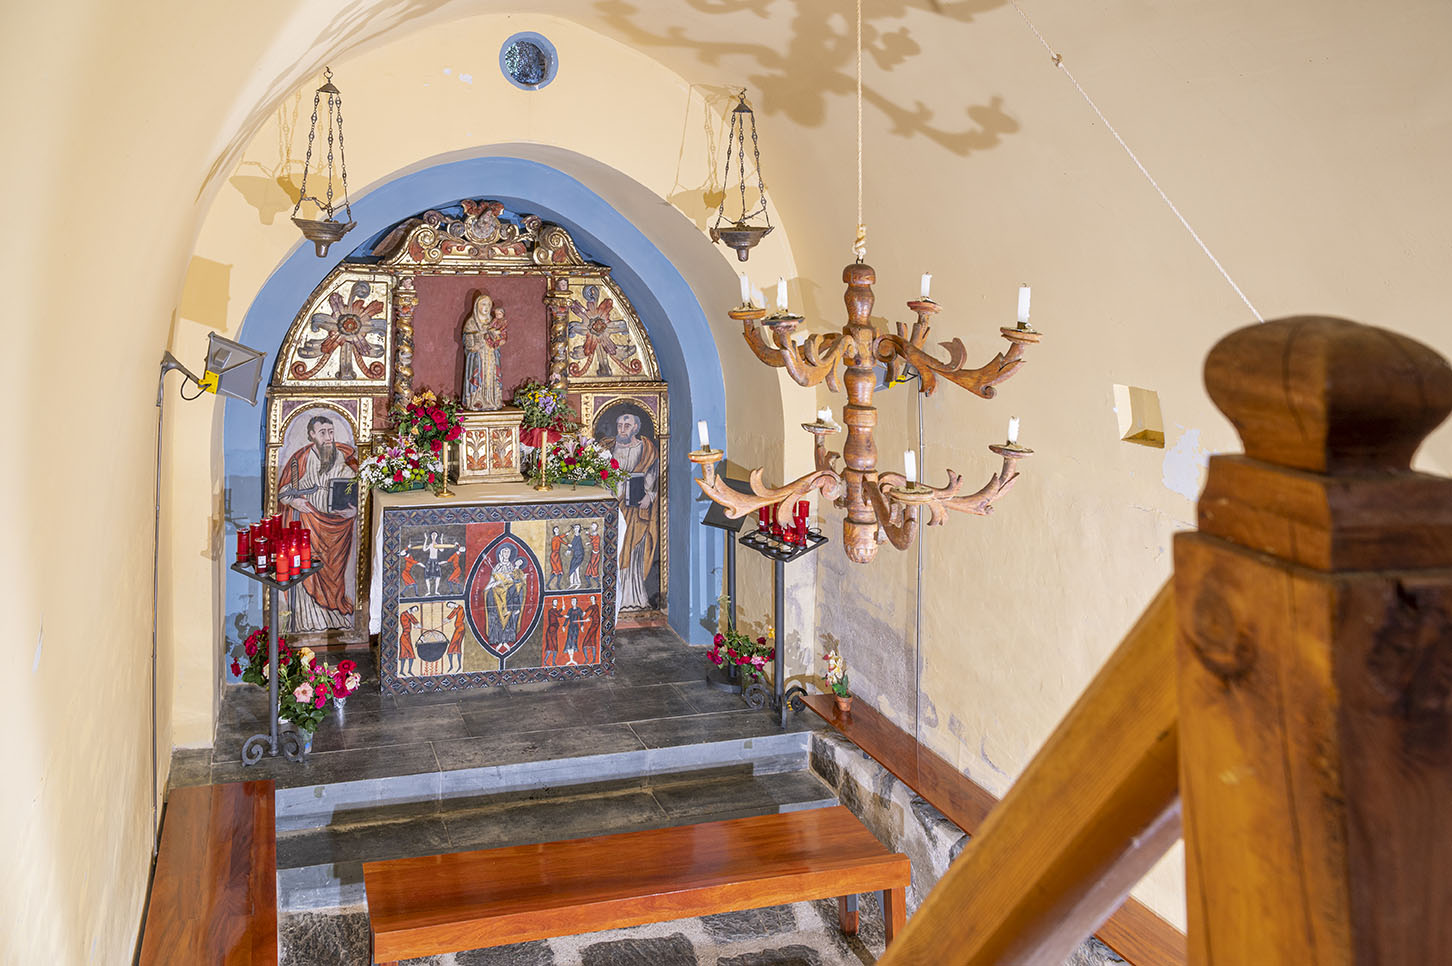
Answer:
[362,804,910,964]
[138,780,277,965]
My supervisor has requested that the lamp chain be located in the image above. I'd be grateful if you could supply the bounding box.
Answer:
[853,0,866,262]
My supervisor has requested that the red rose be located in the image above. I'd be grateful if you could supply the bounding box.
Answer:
[447,426,461,441]
[244,638,257,657]
[714,633,724,645]
[230,659,242,676]
[393,470,404,482]
[338,659,356,674]
[430,439,442,453]
[600,469,609,481]
[432,410,446,427]
[609,459,620,469]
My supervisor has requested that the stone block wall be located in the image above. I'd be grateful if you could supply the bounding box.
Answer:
[808,732,1126,966]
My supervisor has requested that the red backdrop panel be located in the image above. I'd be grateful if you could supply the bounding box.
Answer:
[411,274,549,400]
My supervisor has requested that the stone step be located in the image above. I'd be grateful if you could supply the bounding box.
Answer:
[278,764,838,912]
[272,715,814,833]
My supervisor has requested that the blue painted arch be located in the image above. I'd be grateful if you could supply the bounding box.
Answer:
[223,155,726,658]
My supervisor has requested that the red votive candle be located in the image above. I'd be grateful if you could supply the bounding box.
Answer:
[252,534,269,573]
[276,539,292,580]
[289,532,303,574]
[795,500,809,522]
[236,527,251,562]
[757,507,768,530]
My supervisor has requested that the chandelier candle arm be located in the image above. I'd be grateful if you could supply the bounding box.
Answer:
[699,260,1045,564]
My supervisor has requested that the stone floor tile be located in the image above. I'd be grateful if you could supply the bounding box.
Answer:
[433,723,646,772]
[700,904,797,943]
[673,680,752,714]
[278,909,371,966]
[278,812,451,870]
[716,945,826,966]
[210,740,439,789]
[166,748,212,791]
[579,933,697,966]
[568,683,697,726]
[309,703,466,754]
[456,940,556,965]
[442,789,668,851]
[459,690,594,738]
[628,709,808,750]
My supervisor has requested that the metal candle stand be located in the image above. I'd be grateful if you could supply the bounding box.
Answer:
[738,525,828,728]
[230,559,324,764]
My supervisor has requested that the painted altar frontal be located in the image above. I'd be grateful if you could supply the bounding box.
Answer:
[374,486,619,694]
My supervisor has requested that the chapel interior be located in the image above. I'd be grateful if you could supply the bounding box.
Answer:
[5,1,1452,964]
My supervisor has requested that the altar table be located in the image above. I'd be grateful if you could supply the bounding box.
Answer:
[369,482,622,694]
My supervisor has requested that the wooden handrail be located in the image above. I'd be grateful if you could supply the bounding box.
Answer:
[878,584,1181,965]
[799,691,1184,964]
[878,317,1452,965]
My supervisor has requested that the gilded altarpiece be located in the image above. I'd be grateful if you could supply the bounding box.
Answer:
[263,200,671,640]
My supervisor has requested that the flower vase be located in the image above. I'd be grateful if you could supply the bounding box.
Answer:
[833,694,853,716]
[301,731,314,754]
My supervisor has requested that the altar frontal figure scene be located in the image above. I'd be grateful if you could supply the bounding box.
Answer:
[378,503,617,693]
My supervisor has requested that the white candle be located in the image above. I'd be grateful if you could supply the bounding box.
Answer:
[752,287,766,308]
[739,273,751,305]
[1016,284,1032,324]
[904,450,918,484]
[817,407,833,424]
[1008,416,1020,444]
[920,273,932,300]
[776,277,788,311]
[698,419,710,449]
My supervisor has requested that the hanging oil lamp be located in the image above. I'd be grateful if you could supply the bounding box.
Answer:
[709,90,775,262]
[291,67,356,257]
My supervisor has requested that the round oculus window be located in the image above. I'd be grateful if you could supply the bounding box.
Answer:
[500,33,557,90]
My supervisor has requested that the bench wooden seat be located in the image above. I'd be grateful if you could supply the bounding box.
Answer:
[138,780,277,965]
[362,804,910,964]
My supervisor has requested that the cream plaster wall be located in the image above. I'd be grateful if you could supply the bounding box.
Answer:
[5,0,1451,959]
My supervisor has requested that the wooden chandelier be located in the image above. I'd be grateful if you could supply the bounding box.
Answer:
[690,261,1041,564]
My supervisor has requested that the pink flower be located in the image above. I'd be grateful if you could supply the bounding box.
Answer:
[338,659,357,674]
[345,672,361,692]
[393,470,405,482]
[713,633,724,645]
[293,682,314,704]
[314,695,326,709]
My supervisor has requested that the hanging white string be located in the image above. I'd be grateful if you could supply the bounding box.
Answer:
[853,0,867,262]
[1010,2,1263,322]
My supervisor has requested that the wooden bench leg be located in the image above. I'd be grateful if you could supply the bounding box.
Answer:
[837,893,859,935]
[884,886,906,945]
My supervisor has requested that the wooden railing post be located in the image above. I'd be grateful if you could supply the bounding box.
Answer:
[1175,317,1452,964]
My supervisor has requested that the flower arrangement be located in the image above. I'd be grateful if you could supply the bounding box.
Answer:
[822,647,850,697]
[392,388,462,456]
[546,435,624,491]
[358,439,443,492]
[513,380,577,433]
[232,626,361,736]
[708,624,775,684]
[513,380,580,486]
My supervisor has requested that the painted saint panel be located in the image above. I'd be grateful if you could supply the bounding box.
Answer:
[573,384,669,614]
[269,400,366,633]
[378,500,618,694]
